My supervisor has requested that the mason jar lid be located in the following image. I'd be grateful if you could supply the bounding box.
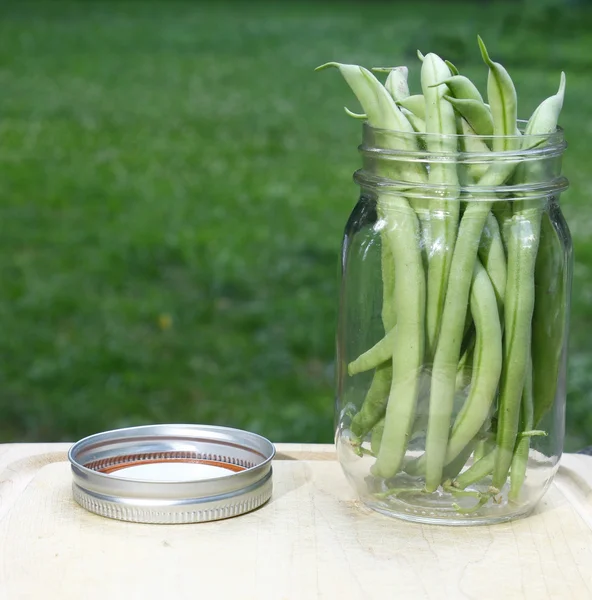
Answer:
[68,424,276,524]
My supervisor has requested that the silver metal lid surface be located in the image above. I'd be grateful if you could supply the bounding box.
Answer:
[68,424,276,524]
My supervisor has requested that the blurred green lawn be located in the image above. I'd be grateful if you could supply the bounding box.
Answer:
[0,0,591,449]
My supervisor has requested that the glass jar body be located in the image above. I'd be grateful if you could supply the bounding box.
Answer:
[335,130,572,525]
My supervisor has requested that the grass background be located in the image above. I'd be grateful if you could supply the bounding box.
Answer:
[0,0,590,449]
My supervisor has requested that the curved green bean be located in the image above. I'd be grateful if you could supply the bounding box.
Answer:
[348,329,394,375]
[493,71,566,490]
[509,349,533,501]
[424,37,518,492]
[370,417,385,456]
[456,335,475,392]
[445,60,459,76]
[373,199,426,478]
[397,94,426,120]
[444,96,493,136]
[442,438,479,483]
[532,210,569,426]
[477,36,519,154]
[404,259,501,478]
[421,52,460,360]
[318,62,427,478]
[401,107,426,133]
[434,75,484,103]
[444,260,502,464]
[478,212,507,312]
[350,363,392,438]
[454,449,496,490]
[493,209,541,489]
[459,118,490,183]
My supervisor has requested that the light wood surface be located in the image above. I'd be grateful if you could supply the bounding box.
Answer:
[0,443,591,599]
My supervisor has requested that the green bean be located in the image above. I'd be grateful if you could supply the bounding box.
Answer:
[397,92,431,259]
[519,430,547,439]
[456,336,475,392]
[509,349,533,501]
[442,437,479,483]
[347,235,399,377]
[492,71,565,490]
[319,63,430,456]
[445,60,459,76]
[492,207,541,490]
[397,94,426,120]
[478,212,507,311]
[444,260,502,464]
[522,72,566,150]
[532,210,569,426]
[380,236,397,330]
[410,401,429,442]
[370,417,385,456]
[444,96,493,136]
[349,217,396,437]
[459,123,508,306]
[459,118,490,183]
[492,201,513,251]
[433,75,484,103]
[454,448,496,490]
[423,203,492,491]
[421,52,460,360]
[348,329,394,375]
[318,62,427,479]
[444,415,493,485]
[458,117,510,317]
[315,63,416,142]
[350,363,392,438]
[343,107,367,120]
[477,36,519,153]
[345,184,395,435]
[424,37,517,492]
[401,107,426,133]
[349,61,427,456]
[404,259,500,477]
[317,64,429,189]
[373,199,426,478]
[473,435,495,463]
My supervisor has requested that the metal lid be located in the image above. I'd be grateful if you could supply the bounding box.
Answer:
[68,424,276,524]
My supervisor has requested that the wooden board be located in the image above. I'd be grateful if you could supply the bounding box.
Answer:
[0,443,591,599]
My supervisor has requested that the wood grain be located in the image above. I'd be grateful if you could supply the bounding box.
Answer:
[0,443,590,599]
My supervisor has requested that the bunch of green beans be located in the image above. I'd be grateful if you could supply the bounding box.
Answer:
[318,37,567,511]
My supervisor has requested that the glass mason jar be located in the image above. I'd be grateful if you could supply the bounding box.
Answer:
[335,122,572,525]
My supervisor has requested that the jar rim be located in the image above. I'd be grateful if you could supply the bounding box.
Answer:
[356,119,568,201]
[353,169,570,203]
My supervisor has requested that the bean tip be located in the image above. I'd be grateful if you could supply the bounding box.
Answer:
[477,35,494,68]
[315,62,340,72]
[445,59,460,76]
[559,71,566,95]
[344,106,367,120]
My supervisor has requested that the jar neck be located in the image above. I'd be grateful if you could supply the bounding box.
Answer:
[355,122,568,202]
